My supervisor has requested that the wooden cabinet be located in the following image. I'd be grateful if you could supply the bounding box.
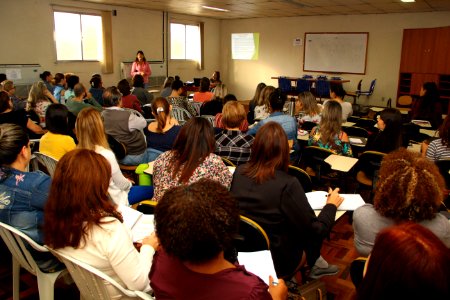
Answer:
[397,26,450,111]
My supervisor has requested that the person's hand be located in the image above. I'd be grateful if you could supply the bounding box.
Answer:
[85,90,93,99]
[268,276,287,300]
[140,71,144,76]
[325,187,344,208]
[142,232,159,250]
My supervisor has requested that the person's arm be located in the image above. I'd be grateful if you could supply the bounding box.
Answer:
[209,155,233,189]
[425,140,437,161]
[130,62,139,77]
[144,90,154,104]
[26,118,46,134]
[128,111,147,131]
[85,97,103,111]
[247,120,262,136]
[144,63,152,77]
[44,89,58,104]
[104,149,132,191]
[340,131,353,157]
[268,277,288,300]
[133,98,143,113]
[30,174,52,209]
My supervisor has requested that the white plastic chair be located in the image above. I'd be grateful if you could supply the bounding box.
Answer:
[0,221,68,300]
[201,115,215,126]
[171,106,192,125]
[48,248,154,300]
[34,152,58,177]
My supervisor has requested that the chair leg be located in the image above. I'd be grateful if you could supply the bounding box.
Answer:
[12,258,20,300]
[36,270,62,300]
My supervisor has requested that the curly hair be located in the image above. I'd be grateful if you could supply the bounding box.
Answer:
[374,148,444,221]
[155,179,239,263]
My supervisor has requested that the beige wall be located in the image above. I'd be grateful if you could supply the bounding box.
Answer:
[0,0,220,89]
[220,12,450,106]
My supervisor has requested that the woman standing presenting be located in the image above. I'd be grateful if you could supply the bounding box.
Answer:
[131,50,152,88]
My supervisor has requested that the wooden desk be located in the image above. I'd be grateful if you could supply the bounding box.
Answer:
[271,76,350,84]
[324,154,359,172]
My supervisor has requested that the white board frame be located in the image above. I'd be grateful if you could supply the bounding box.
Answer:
[303,32,368,74]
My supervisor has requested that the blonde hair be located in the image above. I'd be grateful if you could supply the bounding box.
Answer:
[222,101,246,129]
[26,81,47,111]
[256,85,275,109]
[213,83,228,100]
[319,100,342,145]
[299,91,321,116]
[75,107,110,150]
[1,80,14,92]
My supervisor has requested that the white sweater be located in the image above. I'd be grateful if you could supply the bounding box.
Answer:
[96,145,132,206]
[58,217,155,299]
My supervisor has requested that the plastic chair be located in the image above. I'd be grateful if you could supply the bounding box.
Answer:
[355,118,377,133]
[33,152,58,177]
[288,165,313,193]
[235,215,270,252]
[221,156,236,167]
[171,106,192,125]
[0,222,68,300]
[397,95,413,106]
[355,151,386,190]
[191,102,203,115]
[342,126,369,138]
[357,79,376,98]
[201,115,215,126]
[136,199,158,214]
[48,249,154,300]
[301,146,335,183]
[345,79,362,104]
[315,80,330,102]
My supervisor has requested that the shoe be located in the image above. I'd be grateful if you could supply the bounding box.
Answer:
[309,264,339,279]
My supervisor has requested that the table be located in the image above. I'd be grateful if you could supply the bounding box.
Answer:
[324,154,359,172]
[271,76,350,84]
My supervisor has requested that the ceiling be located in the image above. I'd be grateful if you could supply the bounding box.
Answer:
[77,0,450,19]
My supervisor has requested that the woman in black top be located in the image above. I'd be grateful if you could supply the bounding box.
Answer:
[365,108,402,153]
[411,82,442,129]
[230,122,343,279]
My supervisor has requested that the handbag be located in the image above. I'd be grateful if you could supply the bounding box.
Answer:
[298,279,327,300]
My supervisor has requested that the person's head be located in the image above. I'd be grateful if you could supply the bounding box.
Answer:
[75,107,109,150]
[374,148,444,222]
[171,78,184,93]
[171,117,215,183]
[251,82,266,104]
[117,79,131,96]
[73,83,87,98]
[244,122,289,183]
[376,108,403,150]
[90,75,102,89]
[132,74,145,88]
[0,91,12,113]
[102,86,122,107]
[162,76,174,89]
[53,73,65,86]
[45,104,70,135]
[213,83,228,100]
[44,149,122,249]
[135,50,146,63]
[27,81,47,110]
[1,80,15,95]
[211,71,221,82]
[39,71,52,83]
[439,115,450,147]
[223,93,237,104]
[66,75,79,90]
[357,223,450,300]
[420,81,439,99]
[319,100,342,144]
[330,82,346,100]
[199,77,210,92]
[269,88,287,112]
[222,101,246,129]
[151,97,171,133]
[298,91,320,116]
[0,124,30,167]
[257,85,275,107]
[155,179,239,263]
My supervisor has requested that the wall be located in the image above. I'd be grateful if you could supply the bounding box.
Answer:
[0,0,220,89]
[220,12,450,106]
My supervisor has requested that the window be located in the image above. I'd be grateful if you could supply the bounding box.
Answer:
[53,11,103,61]
[170,22,201,62]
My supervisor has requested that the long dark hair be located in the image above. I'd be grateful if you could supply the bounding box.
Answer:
[375,108,402,152]
[135,50,147,63]
[170,117,215,183]
[243,122,289,183]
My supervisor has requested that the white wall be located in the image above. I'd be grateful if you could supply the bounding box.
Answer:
[220,12,450,106]
[0,0,220,89]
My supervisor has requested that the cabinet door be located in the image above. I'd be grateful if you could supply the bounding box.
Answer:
[433,27,450,74]
[410,74,439,96]
[400,29,424,72]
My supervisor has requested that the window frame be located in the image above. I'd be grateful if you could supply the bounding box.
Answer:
[169,20,202,62]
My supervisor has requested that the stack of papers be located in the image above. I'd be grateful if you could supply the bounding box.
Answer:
[117,205,155,242]
[238,250,277,285]
[306,191,365,211]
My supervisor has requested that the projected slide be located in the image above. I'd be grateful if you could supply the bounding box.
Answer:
[232,33,259,60]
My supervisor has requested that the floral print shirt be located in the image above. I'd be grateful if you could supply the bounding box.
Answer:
[153,151,232,201]
[308,125,353,157]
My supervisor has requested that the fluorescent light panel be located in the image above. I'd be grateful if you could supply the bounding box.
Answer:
[202,5,229,12]
[401,0,415,2]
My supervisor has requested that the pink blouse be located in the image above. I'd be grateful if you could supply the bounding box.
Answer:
[131,61,152,84]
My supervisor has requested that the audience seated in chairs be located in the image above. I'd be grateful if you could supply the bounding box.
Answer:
[0,124,63,272]
[102,86,149,166]
[39,104,76,160]
[356,223,450,300]
[76,107,153,206]
[231,122,344,280]
[296,91,322,125]
[152,117,232,201]
[309,100,352,157]
[167,78,197,118]
[143,97,181,162]
[44,149,159,298]
[150,179,287,300]
[215,101,254,166]
[353,148,450,257]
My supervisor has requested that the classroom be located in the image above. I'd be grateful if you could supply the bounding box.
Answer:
[1,1,450,299]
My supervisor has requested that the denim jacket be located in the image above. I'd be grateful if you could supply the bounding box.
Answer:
[0,167,51,245]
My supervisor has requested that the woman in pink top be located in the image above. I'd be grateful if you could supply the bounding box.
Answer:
[193,77,214,103]
[131,50,152,88]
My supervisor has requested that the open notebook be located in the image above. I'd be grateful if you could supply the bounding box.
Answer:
[117,204,155,242]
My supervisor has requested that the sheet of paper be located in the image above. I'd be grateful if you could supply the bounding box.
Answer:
[306,191,365,211]
[144,161,154,175]
[324,154,358,172]
[131,214,155,242]
[411,119,432,128]
[228,166,236,174]
[238,250,277,285]
[342,121,356,127]
[349,137,363,144]
[369,107,384,112]
[6,69,22,80]
[118,204,143,229]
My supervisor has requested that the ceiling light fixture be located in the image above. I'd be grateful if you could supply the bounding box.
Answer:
[201,5,230,12]
[401,0,415,3]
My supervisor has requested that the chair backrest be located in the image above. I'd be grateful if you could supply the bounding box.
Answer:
[171,106,192,125]
[368,79,376,93]
[398,95,413,106]
[288,165,313,193]
[347,116,361,123]
[278,77,292,94]
[191,102,203,115]
[48,249,154,300]
[235,215,270,252]
[296,79,311,93]
[201,115,215,126]
[107,135,127,160]
[136,199,158,214]
[355,118,377,132]
[33,152,58,177]
[356,79,362,92]
[301,121,317,132]
[342,126,369,138]
[358,151,386,183]
[434,160,450,190]
[221,156,236,167]
[315,80,331,98]
[0,222,47,276]
[302,146,334,179]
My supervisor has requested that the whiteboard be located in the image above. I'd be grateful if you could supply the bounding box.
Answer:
[0,64,41,85]
[303,33,368,74]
